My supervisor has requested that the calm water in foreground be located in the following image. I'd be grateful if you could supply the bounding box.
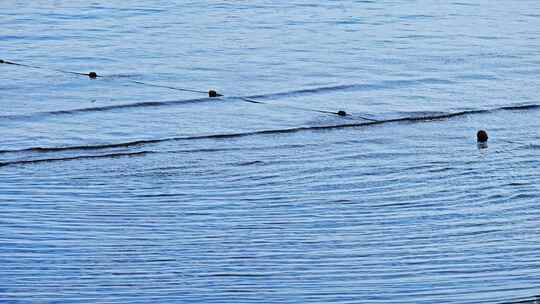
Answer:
[1,1,540,303]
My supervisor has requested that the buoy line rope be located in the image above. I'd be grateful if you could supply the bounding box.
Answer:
[1,58,378,120]
[239,97,377,121]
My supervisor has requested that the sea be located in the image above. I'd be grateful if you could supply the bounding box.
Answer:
[1,1,539,303]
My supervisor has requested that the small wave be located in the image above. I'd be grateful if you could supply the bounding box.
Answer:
[0,103,537,157]
[399,14,435,20]
[495,294,540,304]
[455,74,498,81]
[0,78,454,121]
[521,144,540,150]
[0,97,214,121]
[0,151,152,167]
[205,273,267,278]
[499,104,540,111]
[235,160,265,166]
[451,2,480,7]
[247,78,455,100]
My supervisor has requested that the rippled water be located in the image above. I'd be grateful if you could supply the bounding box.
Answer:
[1,1,540,303]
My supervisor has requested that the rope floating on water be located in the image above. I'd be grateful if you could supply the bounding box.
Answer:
[1,59,95,78]
[0,59,220,97]
[1,58,373,119]
[239,97,340,116]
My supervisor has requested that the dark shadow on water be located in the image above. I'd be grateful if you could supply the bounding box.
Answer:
[497,295,540,304]
[477,142,488,150]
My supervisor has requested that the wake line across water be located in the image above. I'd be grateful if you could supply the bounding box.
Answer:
[0,78,453,121]
[0,151,152,167]
[246,77,456,100]
[0,104,537,158]
[494,294,540,304]
[4,58,450,118]
[0,97,214,121]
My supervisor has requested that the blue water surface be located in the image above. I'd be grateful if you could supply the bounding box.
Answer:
[1,1,540,303]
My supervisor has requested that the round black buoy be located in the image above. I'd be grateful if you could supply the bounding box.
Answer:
[477,130,488,143]
[208,90,221,98]
[337,110,347,116]
[88,72,98,79]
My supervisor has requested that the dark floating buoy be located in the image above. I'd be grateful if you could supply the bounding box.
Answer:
[337,110,347,116]
[208,90,221,98]
[0,59,4,64]
[477,130,489,143]
[88,72,98,79]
